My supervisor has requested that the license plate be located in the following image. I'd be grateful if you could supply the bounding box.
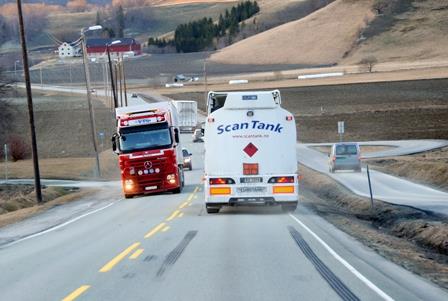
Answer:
[240,177,263,184]
[237,187,266,194]
[145,186,157,191]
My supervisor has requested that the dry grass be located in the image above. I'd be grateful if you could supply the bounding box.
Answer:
[152,0,236,6]
[0,150,120,181]
[211,0,375,65]
[0,187,96,228]
[367,147,448,191]
[345,0,448,65]
[300,164,448,289]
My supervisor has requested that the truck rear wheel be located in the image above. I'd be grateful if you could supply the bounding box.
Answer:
[206,207,220,214]
[281,203,297,213]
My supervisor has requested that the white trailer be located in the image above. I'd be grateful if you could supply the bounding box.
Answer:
[173,100,198,132]
[204,90,298,213]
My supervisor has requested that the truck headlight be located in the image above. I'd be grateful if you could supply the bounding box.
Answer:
[166,174,176,184]
[124,179,134,191]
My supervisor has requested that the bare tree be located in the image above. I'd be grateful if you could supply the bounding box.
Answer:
[360,56,378,73]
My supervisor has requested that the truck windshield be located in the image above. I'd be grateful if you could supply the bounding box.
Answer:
[119,123,172,153]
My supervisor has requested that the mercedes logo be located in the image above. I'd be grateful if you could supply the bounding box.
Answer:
[144,161,152,169]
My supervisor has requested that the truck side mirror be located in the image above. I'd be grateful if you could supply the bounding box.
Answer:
[174,128,180,144]
[111,133,119,154]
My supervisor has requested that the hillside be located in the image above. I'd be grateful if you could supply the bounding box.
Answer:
[343,0,448,65]
[211,0,448,67]
[211,0,375,65]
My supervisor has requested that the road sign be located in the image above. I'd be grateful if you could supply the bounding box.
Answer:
[338,121,344,134]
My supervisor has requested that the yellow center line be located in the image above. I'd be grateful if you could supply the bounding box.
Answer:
[187,194,195,202]
[162,225,170,232]
[62,285,90,301]
[178,212,184,218]
[166,210,180,221]
[144,222,166,239]
[179,201,189,209]
[129,248,144,260]
[194,186,200,193]
[99,242,140,273]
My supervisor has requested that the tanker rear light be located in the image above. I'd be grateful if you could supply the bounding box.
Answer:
[273,186,295,194]
[207,117,215,123]
[286,116,294,121]
[268,176,294,184]
[210,187,231,195]
[209,178,235,185]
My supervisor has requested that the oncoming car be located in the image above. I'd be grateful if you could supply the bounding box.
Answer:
[329,142,361,173]
[182,148,192,170]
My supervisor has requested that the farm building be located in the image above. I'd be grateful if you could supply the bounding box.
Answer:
[58,42,81,58]
[86,38,142,58]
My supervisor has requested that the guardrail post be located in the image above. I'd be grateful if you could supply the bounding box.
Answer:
[366,165,374,210]
[4,144,8,182]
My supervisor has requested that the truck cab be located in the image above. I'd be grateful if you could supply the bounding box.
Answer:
[204,90,298,213]
[112,103,184,198]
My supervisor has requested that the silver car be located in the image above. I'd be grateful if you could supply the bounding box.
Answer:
[329,143,361,173]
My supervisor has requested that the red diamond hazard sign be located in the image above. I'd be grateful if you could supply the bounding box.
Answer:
[243,143,258,157]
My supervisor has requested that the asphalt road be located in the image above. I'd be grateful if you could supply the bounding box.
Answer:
[297,140,448,215]
[1,135,448,301]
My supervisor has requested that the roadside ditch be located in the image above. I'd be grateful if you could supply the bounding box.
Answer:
[300,164,448,289]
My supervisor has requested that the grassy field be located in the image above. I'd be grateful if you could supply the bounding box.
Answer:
[3,93,120,180]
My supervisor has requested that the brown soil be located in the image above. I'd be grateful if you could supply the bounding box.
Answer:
[0,185,96,228]
[300,164,448,289]
[366,147,448,191]
[163,78,448,143]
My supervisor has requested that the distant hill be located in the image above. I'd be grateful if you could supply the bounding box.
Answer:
[0,0,109,4]
[211,0,448,66]
[211,0,375,65]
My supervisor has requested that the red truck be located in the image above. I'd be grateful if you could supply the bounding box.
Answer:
[112,102,185,198]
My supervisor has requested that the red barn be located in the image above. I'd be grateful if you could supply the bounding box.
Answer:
[86,38,142,57]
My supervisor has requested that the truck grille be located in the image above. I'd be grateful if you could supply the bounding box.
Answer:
[131,157,168,188]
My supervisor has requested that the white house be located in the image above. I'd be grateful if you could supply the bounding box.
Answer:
[58,42,80,58]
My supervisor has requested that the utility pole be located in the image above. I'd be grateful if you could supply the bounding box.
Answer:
[203,53,208,105]
[115,63,122,107]
[16,0,42,203]
[122,55,128,107]
[69,62,73,94]
[81,25,102,177]
[106,43,118,108]
[118,61,123,107]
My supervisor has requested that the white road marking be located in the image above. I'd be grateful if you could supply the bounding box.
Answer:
[289,213,395,301]
[2,203,115,248]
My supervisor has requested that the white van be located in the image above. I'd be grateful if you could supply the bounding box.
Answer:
[204,90,298,213]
